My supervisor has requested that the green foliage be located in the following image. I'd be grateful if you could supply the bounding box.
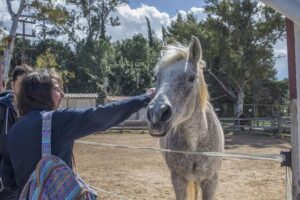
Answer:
[146,17,155,48]
[108,34,156,95]
[29,0,70,40]
[67,39,112,92]
[115,34,149,62]
[247,79,289,105]
[10,38,75,87]
[10,38,33,68]
[166,12,203,43]
[202,0,284,84]
[0,28,6,61]
[35,48,58,69]
[31,1,69,25]
[107,58,153,95]
[35,48,75,86]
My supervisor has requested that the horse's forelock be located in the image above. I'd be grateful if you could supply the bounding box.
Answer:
[156,43,209,111]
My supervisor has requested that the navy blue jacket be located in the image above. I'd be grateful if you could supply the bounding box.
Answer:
[2,94,150,198]
[0,91,17,154]
[0,91,18,199]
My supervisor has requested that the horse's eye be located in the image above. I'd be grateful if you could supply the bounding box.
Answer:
[188,75,196,82]
[153,75,158,82]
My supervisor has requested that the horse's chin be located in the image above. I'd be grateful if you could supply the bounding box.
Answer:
[149,122,172,137]
[149,129,169,137]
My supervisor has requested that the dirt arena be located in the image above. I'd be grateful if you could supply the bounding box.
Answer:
[73,132,290,200]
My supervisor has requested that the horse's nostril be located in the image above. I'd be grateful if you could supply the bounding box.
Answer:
[161,104,172,122]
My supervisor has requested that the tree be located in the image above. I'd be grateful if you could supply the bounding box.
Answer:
[163,1,285,117]
[107,57,153,96]
[145,17,155,48]
[202,0,285,117]
[1,0,71,92]
[30,0,128,93]
[1,0,26,87]
[10,38,34,68]
[166,12,203,43]
[248,78,289,105]
[64,38,113,93]
[30,1,68,40]
[107,34,158,95]
[115,34,150,63]
[37,0,128,44]
[34,48,75,89]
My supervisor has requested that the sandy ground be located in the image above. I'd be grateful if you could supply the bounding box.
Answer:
[73,132,291,200]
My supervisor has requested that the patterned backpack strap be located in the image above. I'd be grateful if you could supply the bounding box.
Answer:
[41,111,54,156]
[19,111,54,200]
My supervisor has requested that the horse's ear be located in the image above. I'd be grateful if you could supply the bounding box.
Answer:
[189,36,202,66]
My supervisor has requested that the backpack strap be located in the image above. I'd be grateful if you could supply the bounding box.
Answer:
[19,111,54,200]
[41,111,54,157]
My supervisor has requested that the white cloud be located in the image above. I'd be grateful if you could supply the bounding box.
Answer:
[190,7,206,19]
[170,7,206,22]
[107,4,171,41]
[108,4,207,41]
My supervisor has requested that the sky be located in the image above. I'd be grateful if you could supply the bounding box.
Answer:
[0,0,288,80]
[130,0,205,15]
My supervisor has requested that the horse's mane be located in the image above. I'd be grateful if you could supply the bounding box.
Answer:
[155,42,209,112]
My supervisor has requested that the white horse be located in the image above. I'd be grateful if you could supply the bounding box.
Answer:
[147,36,224,200]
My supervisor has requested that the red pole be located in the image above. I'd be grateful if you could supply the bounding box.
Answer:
[286,18,296,99]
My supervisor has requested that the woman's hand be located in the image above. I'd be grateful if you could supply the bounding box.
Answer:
[146,88,156,99]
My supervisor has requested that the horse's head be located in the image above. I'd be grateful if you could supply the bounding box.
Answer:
[147,36,208,137]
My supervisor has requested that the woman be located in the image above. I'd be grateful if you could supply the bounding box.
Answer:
[1,70,155,198]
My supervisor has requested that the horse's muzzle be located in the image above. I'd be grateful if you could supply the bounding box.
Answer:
[147,102,172,124]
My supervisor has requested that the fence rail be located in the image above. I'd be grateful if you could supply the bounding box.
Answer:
[222,117,291,132]
[110,117,291,133]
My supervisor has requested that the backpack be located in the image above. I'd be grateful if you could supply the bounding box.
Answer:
[19,111,98,200]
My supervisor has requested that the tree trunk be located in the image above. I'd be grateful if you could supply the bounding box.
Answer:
[234,89,244,118]
[2,0,26,84]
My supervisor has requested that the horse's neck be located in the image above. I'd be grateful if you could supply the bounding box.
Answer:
[179,95,208,150]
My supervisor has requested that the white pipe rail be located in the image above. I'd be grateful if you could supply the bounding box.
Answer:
[75,140,284,163]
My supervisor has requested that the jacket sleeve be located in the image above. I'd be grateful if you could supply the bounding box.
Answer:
[1,142,17,191]
[0,105,6,157]
[53,94,151,140]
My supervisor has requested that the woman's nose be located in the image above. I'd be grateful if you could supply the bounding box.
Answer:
[60,90,65,98]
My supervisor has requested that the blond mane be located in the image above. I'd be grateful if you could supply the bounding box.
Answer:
[155,43,209,111]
